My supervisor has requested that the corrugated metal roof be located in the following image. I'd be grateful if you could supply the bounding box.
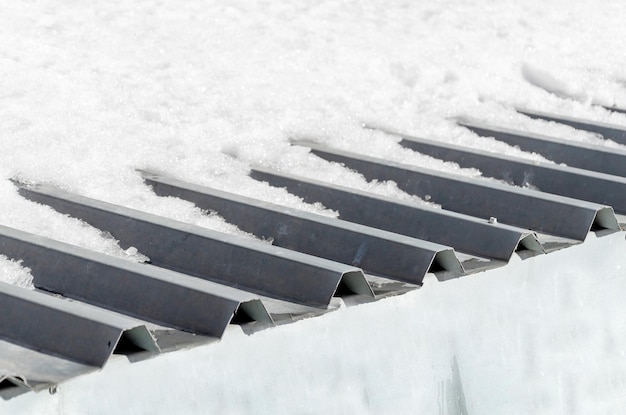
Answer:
[1,109,625,399]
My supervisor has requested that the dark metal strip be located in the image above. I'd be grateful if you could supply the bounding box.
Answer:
[249,167,544,260]
[386,129,626,214]
[458,118,626,178]
[517,108,626,145]
[288,140,618,240]
[0,281,157,368]
[0,224,272,338]
[140,170,463,285]
[17,183,373,307]
[602,105,626,115]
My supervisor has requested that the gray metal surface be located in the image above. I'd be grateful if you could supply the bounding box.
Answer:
[5,109,623,401]
[0,281,158,368]
[289,140,617,240]
[0,224,272,338]
[0,374,32,400]
[0,340,96,397]
[141,170,463,284]
[517,108,626,145]
[17,183,373,307]
[603,105,626,115]
[458,118,626,177]
[249,167,544,260]
[385,128,626,214]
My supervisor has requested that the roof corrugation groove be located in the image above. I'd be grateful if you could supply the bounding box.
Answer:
[517,108,626,145]
[376,127,626,214]
[0,281,158,395]
[288,140,618,241]
[249,167,543,262]
[604,105,626,115]
[458,119,626,177]
[0,224,273,337]
[140,170,463,284]
[3,109,626,400]
[16,183,374,308]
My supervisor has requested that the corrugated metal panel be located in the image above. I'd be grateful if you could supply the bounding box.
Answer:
[0,340,96,397]
[0,281,158,368]
[140,170,463,284]
[380,128,626,214]
[4,110,626,400]
[249,167,544,261]
[17,183,374,307]
[458,119,626,178]
[517,108,626,145]
[0,224,273,337]
[289,140,618,240]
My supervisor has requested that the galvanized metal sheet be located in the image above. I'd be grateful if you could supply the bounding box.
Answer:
[140,170,463,285]
[17,183,373,307]
[517,108,626,145]
[0,281,158,368]
[288,140,618,240]
[458,118,626,178]
[386,128,626,214]
[249,167,544,260]
[0,224,272,337]
[0,340,96,398]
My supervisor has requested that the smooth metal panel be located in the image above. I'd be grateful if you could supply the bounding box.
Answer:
[249,167,544,260]
[0,281,156,368]
[459,119,626,178]
[390,129,626,214]
[290,140,616,240]
[517,108,626,145]
[0,224,272,337]
[141,170,463,284]
[17,184,373,307]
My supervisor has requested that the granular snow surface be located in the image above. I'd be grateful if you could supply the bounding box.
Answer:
[1,1,626,414]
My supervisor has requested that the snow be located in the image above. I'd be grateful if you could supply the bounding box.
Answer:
[1,0,626,413]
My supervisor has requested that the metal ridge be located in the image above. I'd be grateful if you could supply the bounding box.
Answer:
[517,107,626,145]
[603,105,626,115]
[0,281,158,368]
[16,183,374,307]
[249,167,544,260]
[140,170,463,284]
[289,140,616,241]
[371,127,626,215]
[0,224,273,337]
[458,118,626,178]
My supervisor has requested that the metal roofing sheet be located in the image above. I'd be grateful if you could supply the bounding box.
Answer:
[249,167,543,260]
[140,170,463,284]
[458,119,626,178]
[0,339,95,397]
[386,128,626,214]
[0,224,273,337]
[517,108,626,145]
[290,140,618,240]
[4,111,626,401]
[0,281,158,368]
[17,183,374,307]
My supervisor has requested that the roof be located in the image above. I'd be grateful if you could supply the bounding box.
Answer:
[1,107,625,399]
